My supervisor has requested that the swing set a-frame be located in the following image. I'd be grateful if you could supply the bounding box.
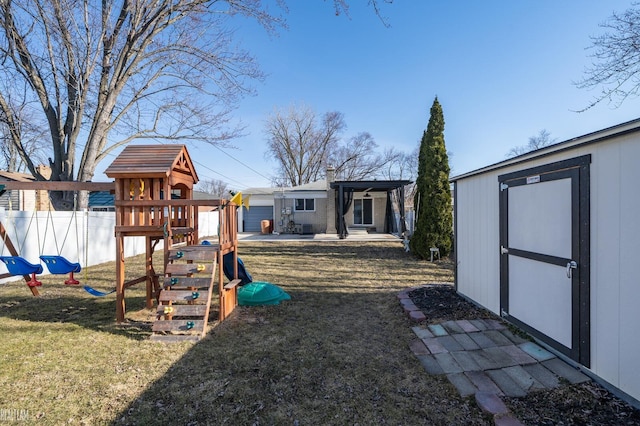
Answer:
[0,182,112,296]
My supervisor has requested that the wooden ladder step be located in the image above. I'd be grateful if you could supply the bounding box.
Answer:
[152,319,205,333]
[169,246,219,261]
[165,263,214,276]
[156,304,207,317]
[163,277,212,289]
[149,334,201,343]
[224,279,242,290]
[159,290,208,303]
[169,227,195,235]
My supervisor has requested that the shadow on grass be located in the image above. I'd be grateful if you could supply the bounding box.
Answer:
[0,286,153,340]
[109,242,476,425]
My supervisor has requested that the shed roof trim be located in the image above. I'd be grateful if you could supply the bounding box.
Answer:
[451,117,640,181]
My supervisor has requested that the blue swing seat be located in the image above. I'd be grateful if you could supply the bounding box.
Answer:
[40,255,82,285]
[0,256,43,287]
[39,255,81,274]
[0,256,43,275]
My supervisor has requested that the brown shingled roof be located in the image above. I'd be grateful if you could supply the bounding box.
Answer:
[104,144,198,183]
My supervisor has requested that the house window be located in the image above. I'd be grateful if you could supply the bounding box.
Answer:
[353,198,373,225]
[295,198,315,212]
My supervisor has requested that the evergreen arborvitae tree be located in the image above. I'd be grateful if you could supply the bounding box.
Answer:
[410,97,453,259]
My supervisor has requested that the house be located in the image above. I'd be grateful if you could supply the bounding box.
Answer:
[450,118,640,406]
[242,167,411,237]
[0,166,53,211]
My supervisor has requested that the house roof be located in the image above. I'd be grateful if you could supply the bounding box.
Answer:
[0,171,36,182]
[243,187,277,195]
[104,144,199,183]
[89,191,114,207]
[290,180,327,191]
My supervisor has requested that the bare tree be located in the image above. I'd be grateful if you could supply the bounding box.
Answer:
[506,129,556,158]
[0,0,282,208]
[330,132,400,180]
[196,178,230,199]
[264,103,345,186]
[0,79,49,173]
[577,3,640,111]
[0,0,392,207]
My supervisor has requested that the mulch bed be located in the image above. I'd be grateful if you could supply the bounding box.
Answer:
[409,283,640,426]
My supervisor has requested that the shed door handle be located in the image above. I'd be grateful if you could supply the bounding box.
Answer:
[566,261,577,278]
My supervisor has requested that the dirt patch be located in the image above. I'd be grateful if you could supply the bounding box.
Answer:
[409,283,640,425]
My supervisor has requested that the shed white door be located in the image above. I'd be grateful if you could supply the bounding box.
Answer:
[499,156,590,366]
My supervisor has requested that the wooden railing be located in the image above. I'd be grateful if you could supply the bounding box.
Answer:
[113,199,237,246]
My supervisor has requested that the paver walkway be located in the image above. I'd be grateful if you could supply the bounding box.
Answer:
[399,287,592,425]
[409,318,590,397]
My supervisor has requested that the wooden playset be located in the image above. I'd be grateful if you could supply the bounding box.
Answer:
[0,145,242,342]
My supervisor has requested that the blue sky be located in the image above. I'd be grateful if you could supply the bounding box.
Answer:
[107,1,640,189]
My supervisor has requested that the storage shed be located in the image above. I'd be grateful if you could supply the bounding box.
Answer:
[451,118,640,406]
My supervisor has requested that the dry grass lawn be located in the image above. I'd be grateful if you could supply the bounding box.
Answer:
[0,240,494,425]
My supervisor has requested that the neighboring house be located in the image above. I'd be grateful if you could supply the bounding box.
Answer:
[242,168,411,237]
[239,187,277,232]
[88,191,115,211]
[451,117,640,407]
[89,189,218,213]
[0,167,53,211]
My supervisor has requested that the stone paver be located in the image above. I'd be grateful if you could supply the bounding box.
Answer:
[447,373,477,397]
[518,342,555,361]
[542,358,591,384]
[416,354,443,375]
[408,310,426,321]
[469,319,489,331]
[494,414,526,426]
[475,391,509,415]
[411,326,434,339]
[484,346,519,368]
[469,349,502,370]
[468,331,498,349]
[485,369,528,397]
[484,329,514,347]
[422,337,447,354]
[465,371,504,396]
[522,363,560,389]
[441,320,465,334]
[450,351,482,372]
[502,365,545,392]
[452,333,482,351]
[434,352,463,374]
[437,335,465,352]
[500,344,537,365]
[499,329,529,345]
[428,324,448,336]
[409,339,430,355]
[456,319,480,333]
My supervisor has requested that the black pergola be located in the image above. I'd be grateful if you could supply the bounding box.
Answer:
[330,180,412,239]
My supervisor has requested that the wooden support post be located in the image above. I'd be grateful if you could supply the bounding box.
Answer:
[145,236,154,309]
[115,233,125,323]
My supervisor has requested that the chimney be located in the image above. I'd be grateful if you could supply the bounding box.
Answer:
[326,166,335,190]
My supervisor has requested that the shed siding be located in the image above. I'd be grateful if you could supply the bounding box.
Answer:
[455,174,500,314]
[455,133,640,402]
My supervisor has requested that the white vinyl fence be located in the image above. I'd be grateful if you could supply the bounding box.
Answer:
[0,209,219,284]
